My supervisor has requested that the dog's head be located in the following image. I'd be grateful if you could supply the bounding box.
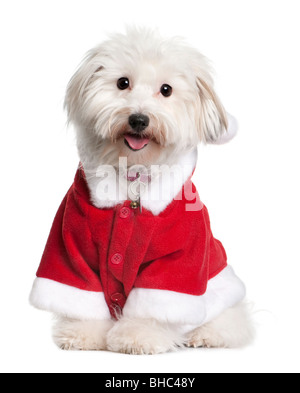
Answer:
[65,28,229,167]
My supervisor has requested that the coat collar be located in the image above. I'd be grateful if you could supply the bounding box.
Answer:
[79,148,198,216]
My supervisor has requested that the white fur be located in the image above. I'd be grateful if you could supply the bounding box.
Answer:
[52,303,253,352]
[64,27,229,173]
[87,148,198,214]
[123,266,246,326]
[214,113,238,145]
[36,27,252,353]
[30,277,111,320]
[106,317,185,355]
[52,316,114,351]
[186,302,254,348]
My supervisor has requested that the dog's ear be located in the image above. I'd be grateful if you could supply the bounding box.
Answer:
[196,77,229,144]
[64,50,103,123]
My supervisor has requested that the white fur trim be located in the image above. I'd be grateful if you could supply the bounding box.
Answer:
[202,265,246,324]
[87,149,198,215]
[123,266,245,326]
[141,148,198,215]
[29,278,111,320]
[124,286,207,326]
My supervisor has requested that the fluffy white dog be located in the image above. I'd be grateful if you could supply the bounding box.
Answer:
[30,28,253,353]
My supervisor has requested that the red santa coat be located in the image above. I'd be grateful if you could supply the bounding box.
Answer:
[30,165,245,327]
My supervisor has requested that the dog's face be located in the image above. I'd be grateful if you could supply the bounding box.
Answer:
[65,28,227,168]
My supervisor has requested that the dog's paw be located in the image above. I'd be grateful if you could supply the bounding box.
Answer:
[186,325,225,348]
[52,317,114,351]
[186,303,255,349]
[106,318,184,355]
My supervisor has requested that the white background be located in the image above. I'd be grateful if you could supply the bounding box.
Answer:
[1,0,300,373]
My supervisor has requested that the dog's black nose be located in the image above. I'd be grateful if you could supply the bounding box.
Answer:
[129,114,150,132]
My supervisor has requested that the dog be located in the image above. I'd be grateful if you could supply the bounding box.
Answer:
[30,28,253,353]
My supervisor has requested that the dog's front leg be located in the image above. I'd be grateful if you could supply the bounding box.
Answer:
[106,317,185,355]
[52,315,114,350]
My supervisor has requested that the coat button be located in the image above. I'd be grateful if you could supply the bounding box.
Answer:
[111,253,123,265]
[111,293,124,303]
[120,207,131,219]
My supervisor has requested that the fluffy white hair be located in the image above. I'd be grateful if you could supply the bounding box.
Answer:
[64,27,228,170]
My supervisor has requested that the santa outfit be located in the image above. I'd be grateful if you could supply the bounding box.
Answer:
[30,148,245,329]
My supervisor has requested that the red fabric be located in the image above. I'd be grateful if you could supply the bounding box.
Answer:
[36,168,227,318]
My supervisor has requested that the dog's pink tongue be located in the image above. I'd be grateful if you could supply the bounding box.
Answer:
[124,134,150,150]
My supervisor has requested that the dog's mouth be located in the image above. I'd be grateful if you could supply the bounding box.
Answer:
[123,133,150,152]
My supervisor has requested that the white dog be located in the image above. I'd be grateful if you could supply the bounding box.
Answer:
[30,28,253,353]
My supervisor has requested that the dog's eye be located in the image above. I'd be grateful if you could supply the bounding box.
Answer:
[160,84,173,97]
[117,77,130,90]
